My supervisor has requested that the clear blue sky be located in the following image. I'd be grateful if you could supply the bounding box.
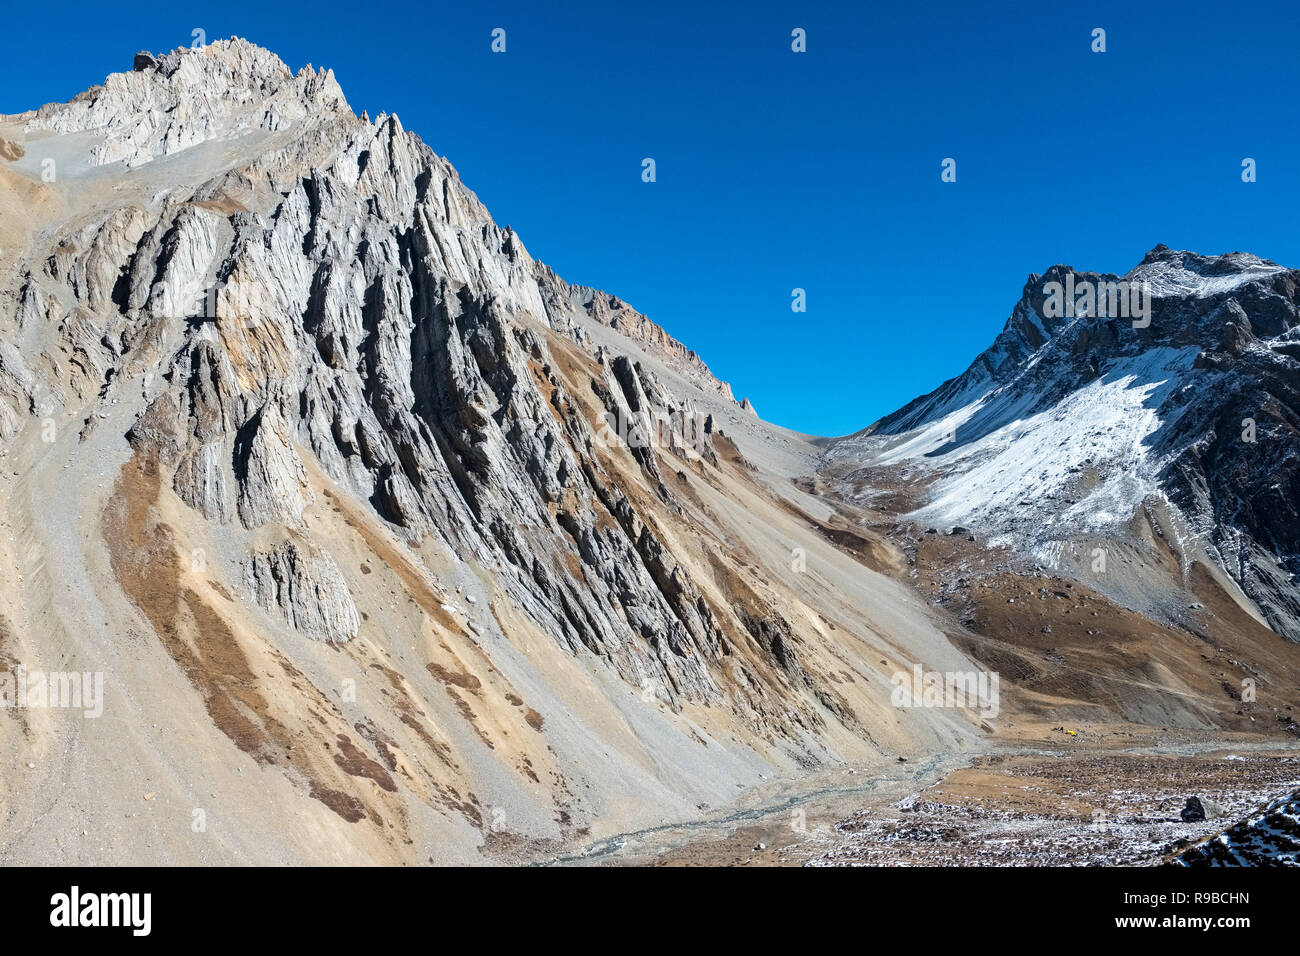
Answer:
[4,0,1298,435]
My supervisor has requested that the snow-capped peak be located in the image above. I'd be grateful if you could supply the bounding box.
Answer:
[826,247,1300,639]
[1126,245,1287,300]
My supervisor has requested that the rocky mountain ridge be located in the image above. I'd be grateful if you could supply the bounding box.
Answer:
[0,39,983,863]
[1,39,1297,866]
[826,245,1300,641]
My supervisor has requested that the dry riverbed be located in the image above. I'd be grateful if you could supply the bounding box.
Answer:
[545,734,1300,866]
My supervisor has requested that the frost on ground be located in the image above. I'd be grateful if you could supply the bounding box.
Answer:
[1176,788,1300,867]
[802,752,1300,867]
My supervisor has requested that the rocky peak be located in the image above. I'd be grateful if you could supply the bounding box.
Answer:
[880,249,1300,436]
[833,246,1300,641]
[1125,246,1289,300]
[1,39,861,787]
[26,37,350,168]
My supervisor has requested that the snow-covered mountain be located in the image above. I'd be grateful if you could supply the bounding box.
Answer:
[827,246,1300,640]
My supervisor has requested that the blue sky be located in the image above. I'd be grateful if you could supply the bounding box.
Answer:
[4,0,1298,435]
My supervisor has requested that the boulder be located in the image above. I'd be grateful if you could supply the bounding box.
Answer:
[1180,796,1225,823]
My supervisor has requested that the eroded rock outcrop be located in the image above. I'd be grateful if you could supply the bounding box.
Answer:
[0,39,993,862]
[5,38,840,724]
[246,537,359,644]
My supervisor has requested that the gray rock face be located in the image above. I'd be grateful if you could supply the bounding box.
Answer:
[2,39,791,716]
[27,40,350,168]
[246,538,359,644]
[0,39,1002,861]
[1180,795,1226,822]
